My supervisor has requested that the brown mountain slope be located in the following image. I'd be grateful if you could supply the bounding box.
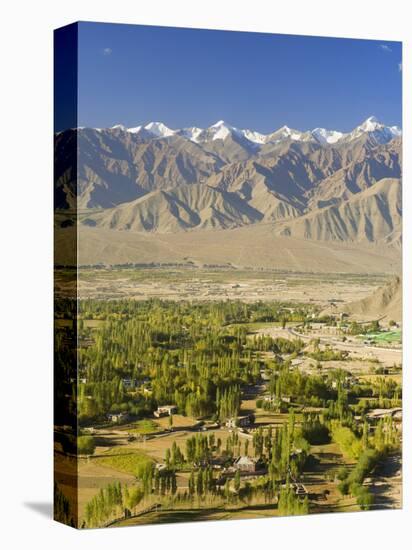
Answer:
[340,276,402,321]
[276,178,401,244]
[76,131,223,208]
[307,139,402,208]
[81,184,262,232]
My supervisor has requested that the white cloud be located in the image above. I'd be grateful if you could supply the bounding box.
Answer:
[379,44,392,52]
[103,48,112,56]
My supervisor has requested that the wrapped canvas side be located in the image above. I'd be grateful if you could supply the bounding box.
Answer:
[54,22,79,528]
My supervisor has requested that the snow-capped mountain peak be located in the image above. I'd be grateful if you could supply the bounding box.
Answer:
[358,116,381,132]
[208,120,236,141]
[265,125,304,142]
[144,122,175,137]
[347,116,401,144]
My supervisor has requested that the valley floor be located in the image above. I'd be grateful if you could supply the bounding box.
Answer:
[54,224,401,274]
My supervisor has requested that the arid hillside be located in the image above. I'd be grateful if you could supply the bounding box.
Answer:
[340,276,402,321]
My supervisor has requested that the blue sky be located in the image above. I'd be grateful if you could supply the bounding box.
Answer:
[72,22,402,133]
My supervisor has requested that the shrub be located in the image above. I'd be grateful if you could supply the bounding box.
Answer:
[301,420,330,445]
[338,479,350,495]
[331,424,363,459]
[347,448,381,486]
[77,435,96,455]
[353,484,374,510]
[336,466,349,481]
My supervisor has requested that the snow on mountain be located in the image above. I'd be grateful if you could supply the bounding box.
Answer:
[111,124,128,131]
[209,120,234,141]
[346,116,402,144]
[348,116,382,140]
[311,128,344,144]
[359,115,381,132]
[177,127,204,142]
[279,126,304,141]
[264,125,306,144]
[389,126,402,138]
[97,117,401,146]
[144,122,176,137]
[241,129,267,144]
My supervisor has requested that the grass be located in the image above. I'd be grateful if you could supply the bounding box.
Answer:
[359,331,401,344]
[127,419,160,435]
[94,447,152,475]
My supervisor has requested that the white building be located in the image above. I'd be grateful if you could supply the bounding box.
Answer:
[107,412,129,423]
[154,405,177,418]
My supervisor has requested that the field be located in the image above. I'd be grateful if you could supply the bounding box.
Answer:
[127,419,161,435]
[72,267,388,305]
[93,447,152,475]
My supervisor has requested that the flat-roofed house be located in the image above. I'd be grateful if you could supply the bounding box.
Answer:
[226,414,254,429]
[233,456,265,473]
[154,405,177,418]
[107,412,129,423]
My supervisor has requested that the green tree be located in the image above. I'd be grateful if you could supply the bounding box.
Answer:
[234,470,241,492]
[77,435,96,455]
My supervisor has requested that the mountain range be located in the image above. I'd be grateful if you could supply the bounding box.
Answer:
[77,116,401,146]
[55,116,402,270]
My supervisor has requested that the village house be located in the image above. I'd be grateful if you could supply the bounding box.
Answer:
[107,412,129,423]
[154,405,177,418]
[331,374,357,390]
[366,407,402,422]
[393,409,402,422]
[210,456,227,470]
[263,395,291,404]
[121,378,140,389]
[260,369,271,381]
[226,414,254,429]
[233,456,265,473]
